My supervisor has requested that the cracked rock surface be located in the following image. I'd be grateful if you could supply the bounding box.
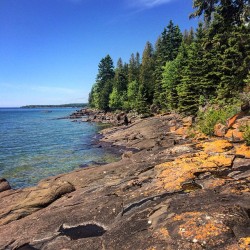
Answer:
[0,114,249,250]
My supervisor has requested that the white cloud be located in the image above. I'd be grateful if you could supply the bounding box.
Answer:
[127,0,174,9]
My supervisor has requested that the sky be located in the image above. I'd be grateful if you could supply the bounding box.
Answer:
[0,0,199,107]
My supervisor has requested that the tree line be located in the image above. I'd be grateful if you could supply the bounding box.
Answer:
[89,0,250,115]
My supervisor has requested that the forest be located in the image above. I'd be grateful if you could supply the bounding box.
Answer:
[88,0,250,116]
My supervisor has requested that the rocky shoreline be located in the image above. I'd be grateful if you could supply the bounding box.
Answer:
[0,112,249,249]
[69,108,140,125]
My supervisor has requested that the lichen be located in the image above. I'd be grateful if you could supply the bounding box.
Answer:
[197,140,233,153]
[173,212,231,243]
[156,152,233,192]
[239,237,250,250]
[235,144,250,158]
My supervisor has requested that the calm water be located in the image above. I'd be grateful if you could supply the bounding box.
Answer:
[0,108,120,189]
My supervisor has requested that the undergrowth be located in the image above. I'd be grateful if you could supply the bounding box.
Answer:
[196,105,239,136]
[242,125,250,145]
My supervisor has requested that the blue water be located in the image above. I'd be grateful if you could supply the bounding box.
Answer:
[0,108,120,189]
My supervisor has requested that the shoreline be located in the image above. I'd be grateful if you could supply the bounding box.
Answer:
[0,113,249,249]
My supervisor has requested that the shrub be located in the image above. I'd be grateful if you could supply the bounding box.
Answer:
[196,105,238,136]
[242,125,250,146]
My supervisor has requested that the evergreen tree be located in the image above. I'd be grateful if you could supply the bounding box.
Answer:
[128,52,141,83]
[161,42,190,112]
[140,41,155,104]
[190,0,250,25]
[183,27,195,45]
[109,58,129,110]
[154,20,183,107]
[135,85,148,114]
[125,80,140,110]
[217,24,250,99]
[109,87,122,110]
[92,55,115,110]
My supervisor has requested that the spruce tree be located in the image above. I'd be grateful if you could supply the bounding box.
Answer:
[140,41,155,104]
[163,42,190,113]
[109,58,129,110]
[128,52,141,83]
[93,55,115,110]
[154,20,183,108]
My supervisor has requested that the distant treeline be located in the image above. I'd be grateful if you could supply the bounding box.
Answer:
[21,103,88,108]
[89,0,250,115]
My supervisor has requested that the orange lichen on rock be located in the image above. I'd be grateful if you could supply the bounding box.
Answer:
[159,228,170,238]
[197,140,233,153]
[235,144,250,158]
[175,127,188,136]
[239,237,250,250]
[174,212,231,243]
[169,126,177,132]
[227,113,240,128]
[156,152,233,191]
[225,129,244,141]
[201,178,226,189]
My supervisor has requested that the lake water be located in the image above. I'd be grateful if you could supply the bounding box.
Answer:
[0,108,120,189]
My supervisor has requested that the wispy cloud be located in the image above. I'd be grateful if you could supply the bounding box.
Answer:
[127,0,175,9]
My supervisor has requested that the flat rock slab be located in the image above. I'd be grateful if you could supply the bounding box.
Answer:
[0,115,250,250]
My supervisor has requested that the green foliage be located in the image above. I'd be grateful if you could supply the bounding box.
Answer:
[126,80,139,110]
[242,125,250,145]
[196,105,238,135]
[190,0,250,25]
[109,87,122,110]
[154,20,183,108]
[140,41,155,104]
[135,85,149,114]
[89,55,115,110]
[88,0,250,117]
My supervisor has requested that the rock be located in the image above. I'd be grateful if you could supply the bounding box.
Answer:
[241,101,250,112]
[214,123,227,137]
[232,158,250,169]
[197,139,233,153]
[235,144,250,158]
[225,129,244,142]
[156,151,234,192]
[0,180,75,225]
[182,116,193,127]
[0,114,250,250]
[122,151,133,159]
[0,178,11,192]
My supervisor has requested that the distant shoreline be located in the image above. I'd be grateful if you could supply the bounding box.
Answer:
[20,103,88,108]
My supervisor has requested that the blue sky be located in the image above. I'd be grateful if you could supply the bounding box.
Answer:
[0,0,198,107]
